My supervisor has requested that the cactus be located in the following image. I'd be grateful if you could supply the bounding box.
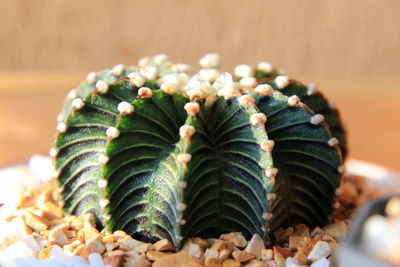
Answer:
[253,64,347,158]
[52,54,343,248]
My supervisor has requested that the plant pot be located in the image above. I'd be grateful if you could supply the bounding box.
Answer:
[336,159,400,267]
[335,197,398,267]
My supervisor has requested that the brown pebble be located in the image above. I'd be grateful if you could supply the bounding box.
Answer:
[232,250,255,262]
[205,257,223,267]
[293,251,307,264]
[222,259,240,267]
[103,254,123,267]
[146,250,171,261]
[220,232,247,248]
[288,236,310,250]
[124,255,152,267]
[153,251,203,267]
[273,246,293,258]
[154,238,175,251]
[24,211,49,232]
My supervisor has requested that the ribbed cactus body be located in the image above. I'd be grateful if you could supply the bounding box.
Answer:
[54,55,344,248]
[255,70,347,158]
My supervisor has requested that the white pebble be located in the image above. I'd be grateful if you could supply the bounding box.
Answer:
[88,253,104,267]
[310,257,330,267]
[307,241,330,262]
[245,234,265,259]
[285,257,299,267]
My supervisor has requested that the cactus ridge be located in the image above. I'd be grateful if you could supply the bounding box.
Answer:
[255,71,347,158]
[53,54,344,248]
[254,91,342,232]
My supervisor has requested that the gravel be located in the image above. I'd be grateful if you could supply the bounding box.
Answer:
[0,155,110,267]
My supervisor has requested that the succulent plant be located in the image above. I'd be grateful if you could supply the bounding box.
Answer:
[253,65,347,158]
[52,54,344,248]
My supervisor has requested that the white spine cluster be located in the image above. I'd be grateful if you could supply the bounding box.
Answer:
[265,168,278,178]
[275,75,290,89]
[287,95,300,106]
[117,101,134,115]
[307,83,318,95]
[140,66,158,80]
[56,122,67,133]
[199,53,220,68]
[328,137,339,147]
[238,95,255,107]
[106,127,120,140]
[184,102,200,117]
[257,61,274,74]
[254,84,273,96]
[67,89,78,100]
[137,87,153,98]
[234,64,254,78]
[239,77,257,88]
[72,98,85,110]
[86,72,97,84]
[111,64,125,76]
[250,113,267,127]
[128,72,146,87]
[260,140,275,152]
[310,114,325,125]
[95,80,109,94]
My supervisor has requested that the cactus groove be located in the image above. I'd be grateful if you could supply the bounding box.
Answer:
[53,54,345,248]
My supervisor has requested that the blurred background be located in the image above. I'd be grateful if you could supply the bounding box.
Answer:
[0,0,399,169]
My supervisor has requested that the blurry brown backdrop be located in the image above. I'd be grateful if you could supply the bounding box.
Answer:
[0,0,399,169]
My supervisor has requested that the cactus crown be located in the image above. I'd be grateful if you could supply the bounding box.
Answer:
[53,54,345,248]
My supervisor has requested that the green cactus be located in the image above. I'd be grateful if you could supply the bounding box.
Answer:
[52,54,343,248]
[254,66,347,158]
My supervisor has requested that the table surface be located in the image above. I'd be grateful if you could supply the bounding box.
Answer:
[1,72,399,171]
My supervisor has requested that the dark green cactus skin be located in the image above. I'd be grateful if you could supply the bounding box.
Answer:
[54,69,343,248]
[255,70,347,158]
[181,98,273,240]
[254,92,342,232]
